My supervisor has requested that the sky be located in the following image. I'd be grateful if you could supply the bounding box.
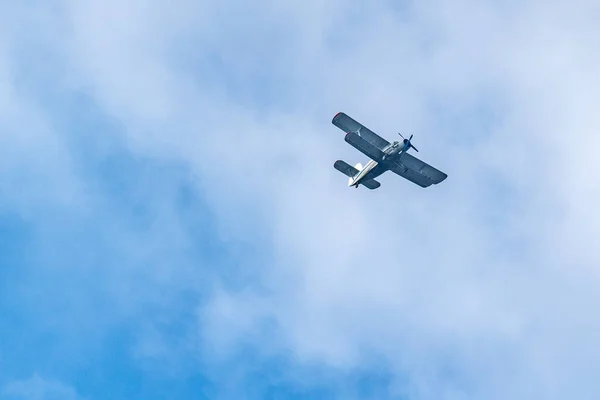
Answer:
[1,0,600,399]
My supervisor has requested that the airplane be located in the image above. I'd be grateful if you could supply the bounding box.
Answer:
[332,112,447,189]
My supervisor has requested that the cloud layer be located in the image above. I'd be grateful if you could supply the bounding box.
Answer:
[2,0,600,399]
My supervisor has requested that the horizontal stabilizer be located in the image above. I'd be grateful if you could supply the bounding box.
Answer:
[334,160,359,177]
[361,179,381,190]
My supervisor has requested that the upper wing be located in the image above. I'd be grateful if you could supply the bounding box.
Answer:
[390,153,448,188]
[332,112,390,150]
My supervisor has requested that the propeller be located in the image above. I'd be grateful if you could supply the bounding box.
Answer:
[398,133,419,152]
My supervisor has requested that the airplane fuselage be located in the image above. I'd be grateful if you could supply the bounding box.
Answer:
[381,140,408,161]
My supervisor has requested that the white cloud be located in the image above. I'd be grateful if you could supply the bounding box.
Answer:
[2,0,600,398]
[0,72,73,215]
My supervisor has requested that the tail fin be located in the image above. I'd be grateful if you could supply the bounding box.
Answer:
[349,163,363,185]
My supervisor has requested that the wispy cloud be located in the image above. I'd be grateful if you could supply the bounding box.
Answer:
[2,374,83,400]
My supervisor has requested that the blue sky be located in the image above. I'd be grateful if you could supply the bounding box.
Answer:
[2,1,600,399]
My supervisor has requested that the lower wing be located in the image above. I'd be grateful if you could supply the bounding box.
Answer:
[390,153,447,188]
[344,132,386,162]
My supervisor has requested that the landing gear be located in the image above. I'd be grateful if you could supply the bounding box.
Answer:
[354,184,359,188]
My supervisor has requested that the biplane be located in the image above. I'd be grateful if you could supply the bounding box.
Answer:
[332,112,447,189]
